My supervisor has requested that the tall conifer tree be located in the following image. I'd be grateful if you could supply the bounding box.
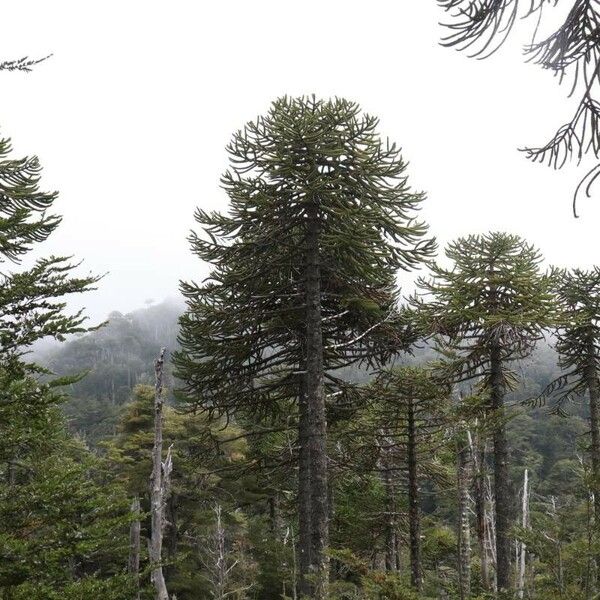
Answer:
[534,268,600,553]
[0,126,126,597]
[413,232,556,594]
[0,133,99,463]
[174,96,435,598]
[368,366,450,591]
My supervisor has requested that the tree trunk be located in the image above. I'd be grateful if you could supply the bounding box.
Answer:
[456,434,471,600]
[165,493,178,581]
[128,494,141,600]
[297,374,312,597]
[379,432,399,573]
[384,467,398,573]
[269,494,284,539]
[490,341,511,594]
[586,334,600,535]
[407,397,421,591]
[471,429,491,590]
[304,200,329,599]
[517,469,529,600]
[214,504,227,600]
[150,347,170,600]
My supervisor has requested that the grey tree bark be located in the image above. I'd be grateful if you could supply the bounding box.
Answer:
[517,469,529,600]
[128,494,141,600]
[378,431,399,573]
[471,429,491,590]
[149,347,171,600]
[456,434,471,600]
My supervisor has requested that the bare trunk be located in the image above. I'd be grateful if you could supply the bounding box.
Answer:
[490,341,511,593]
[384,467,398,573]
[407,397,421,591]
[269,494,284,539]
[128,494,141,600]
[150,347,170,600]
[517,469,529,599]
[457,434,471,600]
[214,504,227,600]
[378,431,399,573]
[305,200,329,599]
[471,429,491,591]
[484,476,497,581]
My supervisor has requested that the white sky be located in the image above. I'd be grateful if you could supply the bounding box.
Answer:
[1,1,597,323]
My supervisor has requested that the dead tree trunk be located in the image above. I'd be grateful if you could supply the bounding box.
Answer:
[128,494,141,600]
[213,504,227,600]
[384,466,399,573]
[471,427,491,591]
[377,431,399,573]
[456,433,471,600]
[269,494,284,539]
[485,475,497,586]
[517,469,529,600]
[150,347,171,600]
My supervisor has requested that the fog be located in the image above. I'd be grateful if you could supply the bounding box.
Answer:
[2,1,596,322]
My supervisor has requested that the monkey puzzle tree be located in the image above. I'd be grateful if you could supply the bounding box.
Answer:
[413,232,556,594]
[533,268,600,536]
[0,129,133,597]
[174,95,435,598]
[0,132,99,464]
[367,366,450,591]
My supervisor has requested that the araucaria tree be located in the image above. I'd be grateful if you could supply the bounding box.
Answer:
[413,232,556,594]
[0,131,136,597]
[0,133,99,464]
[174,95,435,598]
[536,268,600,537]
[368,366,450,591]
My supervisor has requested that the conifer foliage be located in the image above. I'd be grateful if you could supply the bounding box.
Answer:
[535,268,600,552]
[174,95,435,597]
[0,130,128,598]
[413,232,556,594]
[439,0,600,212]
[367,366,450,591]
[0,134,99,368]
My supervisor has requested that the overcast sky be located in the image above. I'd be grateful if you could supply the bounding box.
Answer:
[2,1,596,322]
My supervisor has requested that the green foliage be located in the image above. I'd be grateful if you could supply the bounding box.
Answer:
[174,94,435,416]
[533,267,600,413]
[0,125,131,598]
[0,124,99,462]
[328,549,428,599]
[0,428,134,598]
[414,232,557,389]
